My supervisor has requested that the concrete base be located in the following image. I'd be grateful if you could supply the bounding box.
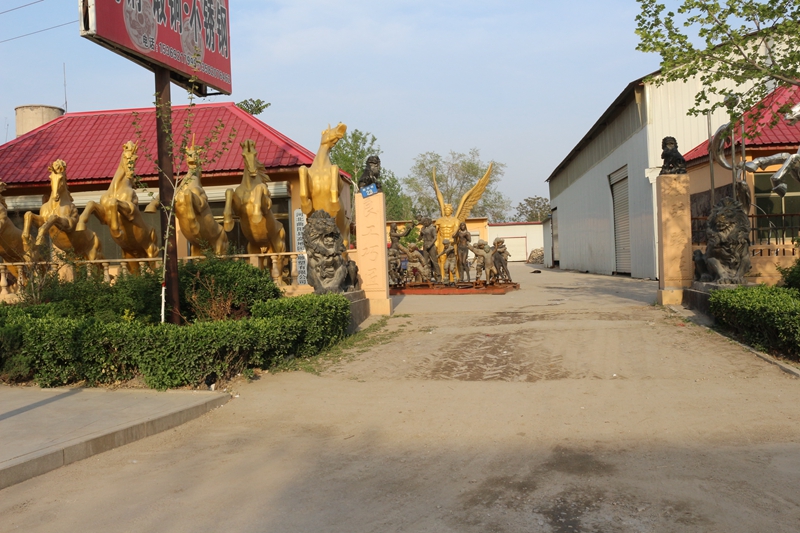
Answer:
[367,297,393,316]
[682,281,756,316]
[657,289,684,306]
[342,290,370,333]
[282,284,315,297]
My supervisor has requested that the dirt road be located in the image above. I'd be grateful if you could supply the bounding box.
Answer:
[2,264,800,532]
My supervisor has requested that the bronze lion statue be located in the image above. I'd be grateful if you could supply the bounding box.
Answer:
[693,197,751,284]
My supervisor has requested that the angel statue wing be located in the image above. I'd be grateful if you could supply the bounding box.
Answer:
[455,162,493,223]
[432,167,446,216]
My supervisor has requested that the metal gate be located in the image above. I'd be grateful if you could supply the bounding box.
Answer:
[551,208,559,264]
[609,167,630,274]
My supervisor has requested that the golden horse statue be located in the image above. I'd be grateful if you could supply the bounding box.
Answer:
[76,141,159,272]
[298,123,351,245]
[22,160,103,261]
[0,181,25,279]
[223,139,286,254]
[432,163,493,280]
[173,143,228,256]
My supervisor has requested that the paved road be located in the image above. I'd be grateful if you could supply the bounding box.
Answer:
[2,263,799,533]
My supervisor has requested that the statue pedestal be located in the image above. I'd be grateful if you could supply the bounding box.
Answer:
[354,192,393,316]
[656,173,693,305]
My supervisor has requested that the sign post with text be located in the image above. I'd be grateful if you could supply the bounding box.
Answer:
[80,0,232,323]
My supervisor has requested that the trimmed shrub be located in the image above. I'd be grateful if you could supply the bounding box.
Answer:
[179,257,282,321]
[709,285,800,357]
[777,256,800,290]
[250,293,351,355]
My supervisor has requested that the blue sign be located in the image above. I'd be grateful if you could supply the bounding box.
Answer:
[360,183,379,198]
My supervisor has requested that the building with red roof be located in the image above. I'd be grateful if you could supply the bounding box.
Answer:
[0,102,352,258]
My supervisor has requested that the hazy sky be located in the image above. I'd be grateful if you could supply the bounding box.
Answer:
[0,1,661,208]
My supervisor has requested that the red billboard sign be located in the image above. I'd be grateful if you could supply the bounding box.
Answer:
[80,0,232,95]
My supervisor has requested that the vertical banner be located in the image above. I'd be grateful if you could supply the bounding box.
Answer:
[294,208,308,285]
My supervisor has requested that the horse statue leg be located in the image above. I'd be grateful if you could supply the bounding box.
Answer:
[298,166,313,216]
[76,201,106,232]
[223,188,240,232]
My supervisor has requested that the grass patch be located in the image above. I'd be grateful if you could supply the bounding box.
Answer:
[271,316,392,374]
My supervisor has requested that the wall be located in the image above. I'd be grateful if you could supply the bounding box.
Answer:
[542,218,553,268]
[487,222,544,261]
[550,128,650,276]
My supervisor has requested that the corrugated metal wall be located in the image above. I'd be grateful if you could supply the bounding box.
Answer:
[543,218,553,268]
[550,128,651,277]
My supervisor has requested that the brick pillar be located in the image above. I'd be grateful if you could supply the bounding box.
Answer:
[656,173,693,305]
[354,192,393,315]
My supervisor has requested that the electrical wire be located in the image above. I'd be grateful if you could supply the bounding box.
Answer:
[0,0,44,16]
[0,19,76,44]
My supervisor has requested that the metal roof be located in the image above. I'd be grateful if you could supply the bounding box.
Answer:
[0,102,326,187]
[683,84,800,164]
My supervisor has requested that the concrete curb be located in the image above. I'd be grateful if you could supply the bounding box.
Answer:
[0,392,229,491]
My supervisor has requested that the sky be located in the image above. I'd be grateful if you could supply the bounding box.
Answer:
[0,0,662,212]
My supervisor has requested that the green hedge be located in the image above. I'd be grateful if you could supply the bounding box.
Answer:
[0,294,351,389]
[251,293,351,355]
[709,285,800,358]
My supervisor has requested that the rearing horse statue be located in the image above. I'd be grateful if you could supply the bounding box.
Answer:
[298,123,351,246]
[76,141,159,272]
[223,139,286,255]
[0,180,24,279]
[173,143,228,256]
[22,159,103,261]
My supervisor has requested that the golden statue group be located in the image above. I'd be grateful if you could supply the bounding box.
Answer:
[388,164,513,287]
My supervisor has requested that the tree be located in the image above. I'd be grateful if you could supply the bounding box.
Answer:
[329,128,414,221]
[635,0,800,130]
[403,149,510,222]
[514,196,551,222]
[236,98,271,116]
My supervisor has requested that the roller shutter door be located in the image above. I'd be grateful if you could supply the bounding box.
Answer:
[610,168,630,274]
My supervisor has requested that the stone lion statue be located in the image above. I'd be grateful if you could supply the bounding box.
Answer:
[693,197,751,284]
[660,136,687,175]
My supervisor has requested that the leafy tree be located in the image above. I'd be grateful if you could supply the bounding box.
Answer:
[236,98,271,116]
[330,128,414,221]
[403,149,510,222]
[635,0,800,130]
[514,196,551,222]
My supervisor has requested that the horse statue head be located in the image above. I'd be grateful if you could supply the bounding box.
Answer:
[121,141,139,180]
[320,123,347,151]
[47,159,70,203]
[240,139,269,185]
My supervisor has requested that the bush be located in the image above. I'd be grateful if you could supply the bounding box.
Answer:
[251,293,351,355]
[777,256,800,290]
[179,257,282,321]
[709,285,800,358]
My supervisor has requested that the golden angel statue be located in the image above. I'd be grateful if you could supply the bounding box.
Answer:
[432,162,493,281]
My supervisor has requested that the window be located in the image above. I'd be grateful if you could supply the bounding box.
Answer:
[753,173,800,244]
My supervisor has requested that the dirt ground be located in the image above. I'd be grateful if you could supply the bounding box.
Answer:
[2,263,800,533]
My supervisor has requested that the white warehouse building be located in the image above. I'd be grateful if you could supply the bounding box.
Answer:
[544,73,737,279]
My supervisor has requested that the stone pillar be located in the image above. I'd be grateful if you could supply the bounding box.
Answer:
[656,173,693,305]
[354,192,393,315]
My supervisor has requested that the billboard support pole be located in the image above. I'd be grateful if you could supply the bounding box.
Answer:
[155,66,181,324]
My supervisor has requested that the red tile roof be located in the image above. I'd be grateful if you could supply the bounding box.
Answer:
[684,84,800,164]
[0,102,319,186]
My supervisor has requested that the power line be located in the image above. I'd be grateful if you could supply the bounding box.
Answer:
[0,0,44,16]
[0,19,76,44]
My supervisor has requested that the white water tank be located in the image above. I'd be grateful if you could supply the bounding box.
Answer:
[15,105,65,137]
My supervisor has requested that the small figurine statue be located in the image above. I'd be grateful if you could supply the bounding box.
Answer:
[358,155,383,191]
[660,136,687,175]
[468,239,493,282]
[438,238,457,284]
[388,247,404,285]
[388,221,413,251]
[418,216,441,282]
[399,242,430,283]
[454,221,472,282]
[491,238,512,282]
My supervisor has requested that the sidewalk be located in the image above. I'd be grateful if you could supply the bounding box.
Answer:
[0,386,229,490]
